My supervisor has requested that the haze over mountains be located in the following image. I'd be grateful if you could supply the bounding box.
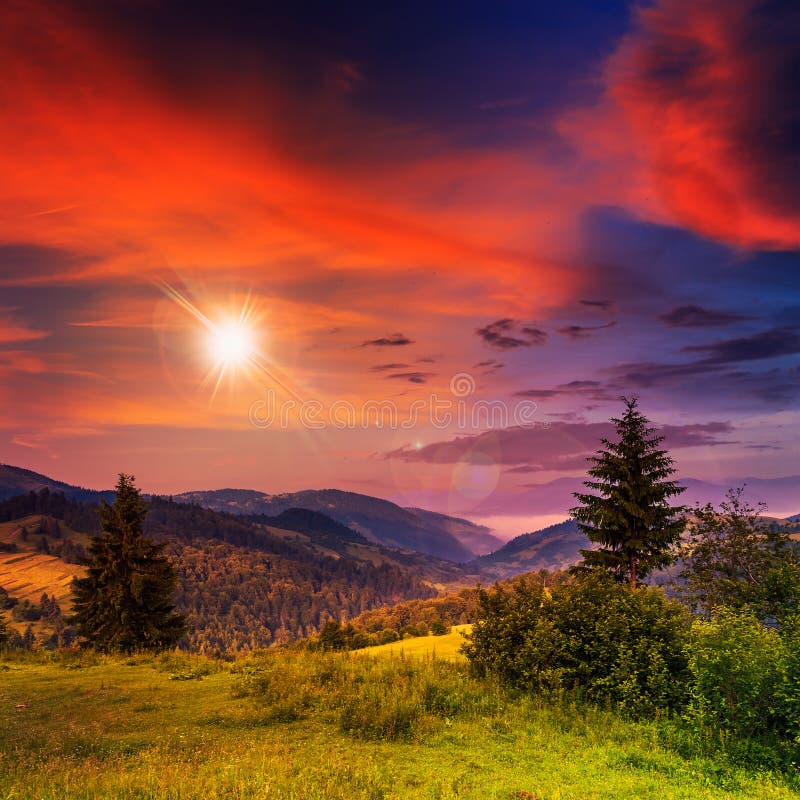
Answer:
[473,475,800,523]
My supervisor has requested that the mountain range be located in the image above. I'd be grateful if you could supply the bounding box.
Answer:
[174,487,485,562]
[0,465,493,562]
[2,462,798,586]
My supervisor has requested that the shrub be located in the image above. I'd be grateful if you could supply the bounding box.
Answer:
[377,628,399,645]
[686,611,789,742]
[464,573,692,716]
[462,576,550,688]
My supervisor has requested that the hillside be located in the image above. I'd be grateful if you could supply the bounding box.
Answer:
[0,464,112,503]
[354,624,471,660]
[476,519,591,579]
[176,487,476,562]
[0,492,476,651]
[403,507,503,555]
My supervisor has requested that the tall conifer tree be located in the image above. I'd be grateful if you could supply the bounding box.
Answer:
[71,474,185,652]
[571,398,686,589]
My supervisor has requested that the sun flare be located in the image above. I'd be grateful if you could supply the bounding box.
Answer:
[157,280,302,406]
[208,321,255,367]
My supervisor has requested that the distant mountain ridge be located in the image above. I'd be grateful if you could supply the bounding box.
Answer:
[477,519,591,579]
[0,490,473,651]
[402,508,503,556]
[175,488,477,562]
[0,464,114,504]
[0,467,487,562]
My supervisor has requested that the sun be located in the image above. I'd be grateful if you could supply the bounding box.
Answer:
[208,321,254,367]
[157,280,303,405]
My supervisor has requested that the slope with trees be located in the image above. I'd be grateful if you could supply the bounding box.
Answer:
[0,487,448,651]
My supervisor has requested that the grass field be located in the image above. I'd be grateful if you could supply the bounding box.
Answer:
[355,624,471,660]
[1,648,799,800]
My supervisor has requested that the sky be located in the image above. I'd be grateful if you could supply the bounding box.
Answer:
[1,0,799,535]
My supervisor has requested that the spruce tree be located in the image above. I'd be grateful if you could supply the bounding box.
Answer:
[71,474,185,653]
[571,397,686,589]
[0,610,8,646]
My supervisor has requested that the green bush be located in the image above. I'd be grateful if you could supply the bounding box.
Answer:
[777,613,800,746]
[377,628,399,644]
[686,611,792,745]
[464,574,692,716]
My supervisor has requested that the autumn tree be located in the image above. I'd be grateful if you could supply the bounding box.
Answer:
[571,397,686,589]
[71,474,185,653]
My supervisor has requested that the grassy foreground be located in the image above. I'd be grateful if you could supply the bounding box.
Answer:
[0,649,798,800]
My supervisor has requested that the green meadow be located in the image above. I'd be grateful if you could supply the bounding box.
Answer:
[354,625,471,661]
[1,648,798,800]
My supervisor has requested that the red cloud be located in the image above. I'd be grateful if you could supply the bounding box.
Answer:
[609,0,800,249]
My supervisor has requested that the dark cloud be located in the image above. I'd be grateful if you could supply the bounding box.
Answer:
[659,305,753,327]
[713,366,800,405]
[71,0,629,160]
[361,333,414,347]
[474,358,504,374]
[503,464,541,474]
[580,299,614,310]
[386,371,435,384]
[561,380,604,391]
[520,326,547,343]
[386,419,735,468]
[682,326,800,364]
[370,363,410,372]
[609,360,711,388]
[515,380,608,401]
[557,321,616,339]
[476,319,548,349]
[606,327,800,393]
[606,359,800,408]
[514,389,560,399]
[657,422,736,447]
